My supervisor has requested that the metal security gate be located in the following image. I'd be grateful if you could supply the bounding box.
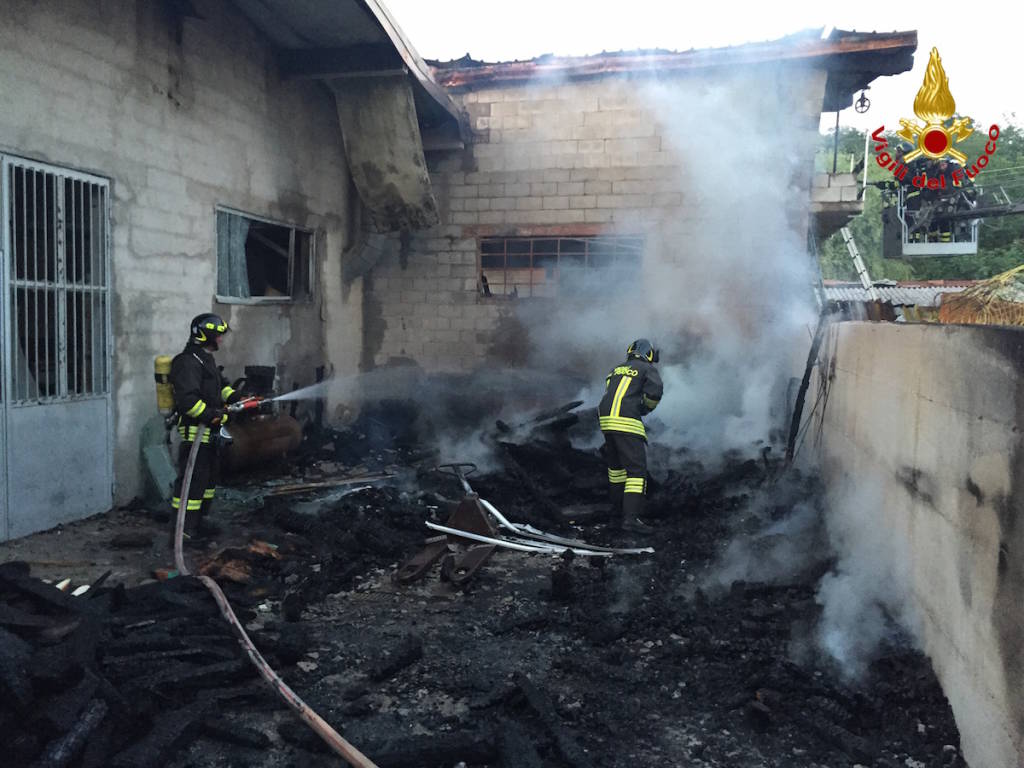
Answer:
[0,156,112,541]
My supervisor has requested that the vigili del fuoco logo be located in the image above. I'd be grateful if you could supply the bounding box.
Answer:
[871,47,1000,189]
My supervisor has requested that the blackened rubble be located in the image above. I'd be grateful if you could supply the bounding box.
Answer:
[0,401,963,767]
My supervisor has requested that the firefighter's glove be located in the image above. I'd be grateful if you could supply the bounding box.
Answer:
[210,410,228,426]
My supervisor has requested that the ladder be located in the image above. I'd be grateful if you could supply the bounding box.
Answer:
[840,227,879,301]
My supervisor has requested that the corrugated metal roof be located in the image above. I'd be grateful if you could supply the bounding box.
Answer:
[823,280,976,307]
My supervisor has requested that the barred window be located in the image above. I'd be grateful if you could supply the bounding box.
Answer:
[478,236,643,298]
[5,161,110,402]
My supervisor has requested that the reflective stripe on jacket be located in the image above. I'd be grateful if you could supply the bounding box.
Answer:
[169,343,234,436]
[598,358,663,439]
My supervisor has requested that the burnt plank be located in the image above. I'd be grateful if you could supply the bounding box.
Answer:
[0,626,33,712]
[108,704,208,768]
[0,574,74,613]
[80,716,117,768]
[31,641,82,689]
[67,614,101,665]
[37,698,108,768]
[103,633,188,657]
[194,682,267,705]
[43,671,99,732]
[201,717,271,749]
[128,659,252,693]
[105,647,239,685]
[0,601,65,630]
[515,673,593,768]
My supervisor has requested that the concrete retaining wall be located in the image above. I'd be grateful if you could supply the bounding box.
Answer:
[816,321,1024,768]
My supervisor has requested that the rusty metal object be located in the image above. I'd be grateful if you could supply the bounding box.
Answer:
[401,461,651,587]
[394,494,498,585]
[396,465,499,585]
[440,544,496,586]
[446,496,498,539]
[222,415,302,471]
[394,538,449,584]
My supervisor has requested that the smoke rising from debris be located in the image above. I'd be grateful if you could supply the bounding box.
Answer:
[705,494,825,593]
[815,480,921,678]
[482,69,918,677]
[509,69,820,456]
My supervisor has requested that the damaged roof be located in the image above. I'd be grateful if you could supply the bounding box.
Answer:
[233,0,463,136]
[823,279,976,307]
[429,28,917,111]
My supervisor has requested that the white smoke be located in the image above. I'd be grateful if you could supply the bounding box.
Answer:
[815,479,921,678]
[706,499,824,591]
[506,68,820,457]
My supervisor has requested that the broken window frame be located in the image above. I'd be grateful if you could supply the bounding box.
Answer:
[214,206,315,305]
[477,235,644,298]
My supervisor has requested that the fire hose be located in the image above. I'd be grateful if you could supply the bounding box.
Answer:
[174,425,379,768]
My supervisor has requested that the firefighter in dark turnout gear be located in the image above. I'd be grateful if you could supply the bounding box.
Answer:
[598,339,663,534]
[168,313,241,540]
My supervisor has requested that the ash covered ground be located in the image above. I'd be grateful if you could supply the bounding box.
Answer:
[0,401,963,768]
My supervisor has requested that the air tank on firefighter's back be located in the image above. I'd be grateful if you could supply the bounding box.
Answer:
[154,356,174,414]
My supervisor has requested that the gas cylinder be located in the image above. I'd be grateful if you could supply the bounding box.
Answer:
[154,355,173,414]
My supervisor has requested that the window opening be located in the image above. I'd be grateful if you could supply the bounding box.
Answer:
[216,209,313,300]
[478,236,643,298]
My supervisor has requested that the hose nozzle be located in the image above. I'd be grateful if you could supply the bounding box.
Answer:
[227,395,270,414]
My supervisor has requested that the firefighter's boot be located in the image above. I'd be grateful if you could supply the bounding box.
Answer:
[196,497,222,537]
[621,492,653,535]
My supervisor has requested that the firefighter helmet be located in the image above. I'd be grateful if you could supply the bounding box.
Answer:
[627,338,659,364]
[190,313,229,346]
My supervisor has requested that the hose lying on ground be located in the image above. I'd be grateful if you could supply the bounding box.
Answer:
[174,426,379,768]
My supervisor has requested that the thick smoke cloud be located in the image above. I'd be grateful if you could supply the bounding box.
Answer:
[509,68,821,456]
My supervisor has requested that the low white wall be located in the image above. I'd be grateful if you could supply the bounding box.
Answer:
[816,321,1024,768]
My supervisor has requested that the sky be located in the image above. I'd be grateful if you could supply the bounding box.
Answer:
[386,0,1022,135]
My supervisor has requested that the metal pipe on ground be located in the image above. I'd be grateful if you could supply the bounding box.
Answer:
[174,426,379,768]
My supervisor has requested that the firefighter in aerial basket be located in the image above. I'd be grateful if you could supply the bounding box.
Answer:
[598,339,663,534]
[168,313,242,542]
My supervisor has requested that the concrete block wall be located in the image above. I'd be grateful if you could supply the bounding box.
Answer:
[364,66,827,372]
[816,322,1024,768]
[0,0,359,502]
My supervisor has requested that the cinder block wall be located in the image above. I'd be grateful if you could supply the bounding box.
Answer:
[817,322,1024,768]
[0,0,359,503]
[363,66,827,373]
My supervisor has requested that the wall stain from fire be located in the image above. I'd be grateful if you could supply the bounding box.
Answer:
[895,466,937,509]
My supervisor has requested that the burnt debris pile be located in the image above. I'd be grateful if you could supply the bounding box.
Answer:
[0,397,965,767]
[0,562,276,768]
